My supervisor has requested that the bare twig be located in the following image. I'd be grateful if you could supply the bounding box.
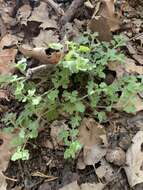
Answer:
[42,0,64,16]
[26,64,55,80]
[60,0,84,25]
[0,15,6,37]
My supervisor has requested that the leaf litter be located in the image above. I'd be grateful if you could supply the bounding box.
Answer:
[0,0,143,190]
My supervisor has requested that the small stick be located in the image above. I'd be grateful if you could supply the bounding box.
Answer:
[42,0,64,16]
[60,0,84,24]
[26,64,55,79]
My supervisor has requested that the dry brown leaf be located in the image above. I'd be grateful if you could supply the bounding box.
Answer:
[28,2,49,23]
[78,118,107,167]
[108,58,143,77]
[17,3,57,29]
[0,2,15,26]
[0,49,17,74]
[125,131,143,187]
[105,147,126,166]
[100,0,120,32]
[17,4,32,25]
[116,94,143,113]
[0,131,18,190]
[32,30,59,48]
[59,181,105,190]
[0,89,10,101]
[50,120,68,148]
[96,159,115,183]
[27,2,57,29]
[81,182,105,190]
[18,45,62,65]
[0,34,18,50]
[59,181,80,190]
[88,0,120,41]
[88,16,112,42]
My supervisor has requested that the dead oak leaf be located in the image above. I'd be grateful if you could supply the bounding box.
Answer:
[59,181,105,190]
[28,2,49,23]
[108,58,143,77]
[0,89,10,101]
[0,34,18,50]
[78,118,107,167]
[28,2,57,29]
[88,0,121,41]
[17,4,32,25]
[0,49,17,74]
[115,94,143,113]
[125,131,143,187]
[32,30,59,48]
[0,131,18,190]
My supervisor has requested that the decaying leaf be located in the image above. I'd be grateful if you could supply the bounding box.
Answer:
[28,2,49,23]
[96,159,115,183]
[50,120,68,148]
[88,0,121,41]
[17,4,32,25]
[0,34,18,50]
[0,49,17,74]
[108,58,143,77]
[0,131,18,190]
[32,30,59,48]
[0,89,10,101]
[125,131,143,187]
[18,45,62,65]
[116,93,143,113]
[59,181,105,190]
[59,181,80,190]
[105,147,126,166]
[88,16,112,42]
[81,182,105,190]
[78,118,107,168]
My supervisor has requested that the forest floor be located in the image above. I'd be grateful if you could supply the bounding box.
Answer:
[0,0,143,190]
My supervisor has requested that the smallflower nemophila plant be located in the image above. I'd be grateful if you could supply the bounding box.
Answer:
[1,33,143,160]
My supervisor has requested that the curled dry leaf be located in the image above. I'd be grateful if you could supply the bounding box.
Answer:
[78,118,107,168]
[18,45,62,65]
[0,131,18,190]
[125,131,143,187]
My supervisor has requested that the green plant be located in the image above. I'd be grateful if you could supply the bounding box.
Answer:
[1,33,143,160]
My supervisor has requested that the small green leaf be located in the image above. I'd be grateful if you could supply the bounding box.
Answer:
[32,96,41,105]
[11,147,29,161]
[15,58,27,72]
[49,43,63,50]
[79,45,90,52]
